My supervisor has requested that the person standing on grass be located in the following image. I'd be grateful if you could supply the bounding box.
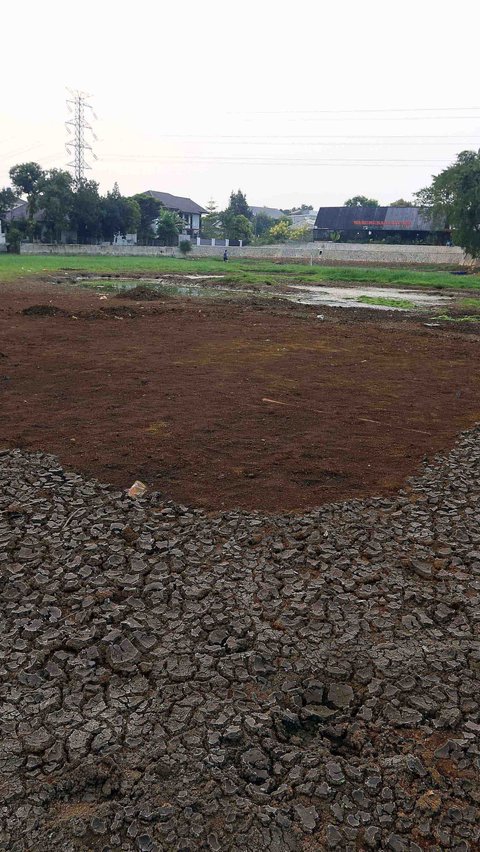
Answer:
[223,249,228,262]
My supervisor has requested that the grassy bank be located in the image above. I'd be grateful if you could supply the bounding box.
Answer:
[1,253,480,291]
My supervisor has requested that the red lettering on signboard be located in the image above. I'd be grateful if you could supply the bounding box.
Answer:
[353,220,412,227]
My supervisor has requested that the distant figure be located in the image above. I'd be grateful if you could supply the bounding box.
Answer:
[223,249,228,262]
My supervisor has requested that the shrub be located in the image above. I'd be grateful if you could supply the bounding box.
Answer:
[179,239,192,256]
[7,227,22,253]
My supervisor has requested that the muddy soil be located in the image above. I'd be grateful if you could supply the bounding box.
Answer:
[1,280,480,510]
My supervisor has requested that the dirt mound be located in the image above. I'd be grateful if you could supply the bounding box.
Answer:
[22,304,69,317]
[117,285,165,301]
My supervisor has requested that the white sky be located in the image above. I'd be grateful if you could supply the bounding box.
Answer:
[1,0,479,210]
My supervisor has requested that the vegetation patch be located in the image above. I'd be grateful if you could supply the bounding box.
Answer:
[457,297,480,309]
[432,314,480,323]
[355,295,416,309]
[2,254,480,292]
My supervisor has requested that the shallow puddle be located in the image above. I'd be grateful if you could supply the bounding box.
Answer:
[78,276,454,312]
[83,278,250,301]
[288,284,453,311]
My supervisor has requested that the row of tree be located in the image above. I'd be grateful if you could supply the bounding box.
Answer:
[0,163,186,247]
[220,164,480,254]
[0,168,314,248]
[343,195,415,207]
[3,150,480,255]
[343,152,480,259]
[205,190,314,244]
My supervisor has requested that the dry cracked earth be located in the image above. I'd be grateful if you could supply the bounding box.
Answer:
[0,430,479,851]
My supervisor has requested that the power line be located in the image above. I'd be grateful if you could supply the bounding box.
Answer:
[134,140,478,147]
[0,143,46,160]
[101,154,452,166]
[238,106,480,115]
[242,115,480,122]
[158,133,479,141]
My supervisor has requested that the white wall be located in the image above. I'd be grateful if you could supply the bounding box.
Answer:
[19,241,475,266]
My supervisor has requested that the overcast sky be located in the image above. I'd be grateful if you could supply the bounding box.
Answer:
[1,0,479,210]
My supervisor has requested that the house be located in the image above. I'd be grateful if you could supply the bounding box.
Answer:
[313,206,450,245]
[290,210,316,229]
[5,200,76,243]
[249,205,284,220]
[5,200,30,222]
[143,191,207,236]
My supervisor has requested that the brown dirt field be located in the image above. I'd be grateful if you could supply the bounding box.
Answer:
[1,280,480,510]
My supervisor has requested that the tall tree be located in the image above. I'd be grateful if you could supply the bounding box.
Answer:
[9,162,44,234]
[201,198,222,238]
[344,195,379,207]
[252,212,276,237]
[131,193,163,241]
[70,180,103,242]
[101,185,136,240]
[124,198,141,234]
[0,187,17,223]
[37,169,74,242]
[226,189,252,219]
[416,149,480,256]
[220,211,253,242]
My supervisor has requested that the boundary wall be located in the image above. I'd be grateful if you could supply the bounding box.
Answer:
[19,242,474,266]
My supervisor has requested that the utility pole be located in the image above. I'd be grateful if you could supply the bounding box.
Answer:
[65,89,97,184]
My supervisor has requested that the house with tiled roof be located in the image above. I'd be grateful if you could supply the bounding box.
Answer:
[143,190,207,236]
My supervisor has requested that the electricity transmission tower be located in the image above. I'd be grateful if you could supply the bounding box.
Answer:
[65,89,97,183]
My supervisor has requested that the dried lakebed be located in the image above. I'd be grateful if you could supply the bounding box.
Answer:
[0,431,479,851]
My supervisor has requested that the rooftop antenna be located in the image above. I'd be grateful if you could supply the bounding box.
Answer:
[65,88,97,183]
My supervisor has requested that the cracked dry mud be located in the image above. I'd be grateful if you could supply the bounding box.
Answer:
[0,429,479,851]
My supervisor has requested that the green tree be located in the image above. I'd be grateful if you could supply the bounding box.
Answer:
[101,184,139,240]
[289,225,312,242]
[267,219,292,242]
[415,149,480,257]
[38,169,75,242]
[124,198,141,234]
[156,210,183,245]
[201,198,222,238]
[0,187,17,223]
[70,180,103,242]
[390,198,414,207]
[252,212,275,237]
[9,161,44,235]
[220,211,253,242]
[6,226,22,253]
[281,204,314,215]
[344,195,379,207]
[131,193,163,241]
[226,189,252,219]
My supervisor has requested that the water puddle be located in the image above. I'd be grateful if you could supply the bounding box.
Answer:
[82,278,252,301]
[288,285,453,311]
[76,276,453,313]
